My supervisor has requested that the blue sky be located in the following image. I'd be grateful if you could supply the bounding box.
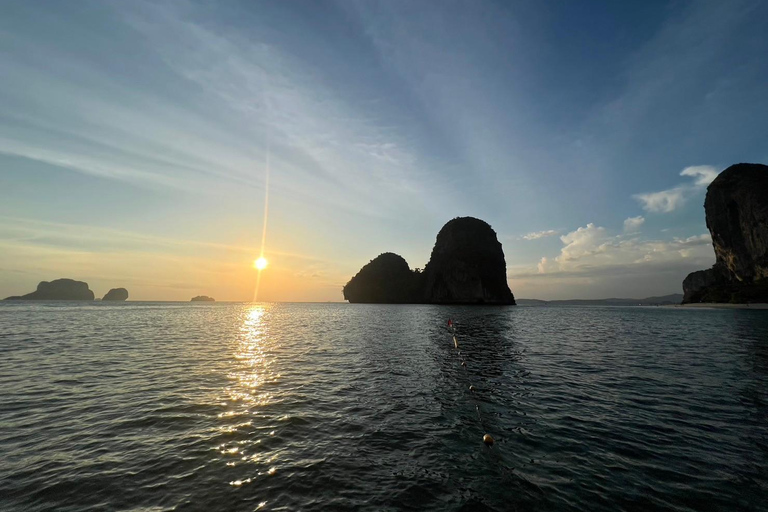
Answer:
[1,0,767,300]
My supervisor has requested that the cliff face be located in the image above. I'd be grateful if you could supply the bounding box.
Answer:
[343,217,515,305]
[705,163,768,282]
[682,163,768,303]
[682,264,729,303]
[343,252,421,303]
[102,288,129,301]
[4,278,95,301]
[422,217,515,304]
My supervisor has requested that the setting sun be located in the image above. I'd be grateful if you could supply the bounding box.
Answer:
[254,257,268,271]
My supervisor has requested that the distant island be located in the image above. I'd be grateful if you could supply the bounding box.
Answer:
[344,217,515,304]
[102,288,129,301]
[191,295,215,302]
[4,279,96,301]
[3,279,131,301]
[682,163,768,303]
[516,294,684,306]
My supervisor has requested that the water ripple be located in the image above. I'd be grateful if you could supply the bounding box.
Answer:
[0,302,767,510]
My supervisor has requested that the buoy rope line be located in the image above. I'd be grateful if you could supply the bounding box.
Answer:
[448,319,494,447]
[448,319,520,481]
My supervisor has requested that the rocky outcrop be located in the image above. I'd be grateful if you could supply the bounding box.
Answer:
[343,253,422,303]
[4,278,95,301]
[682,163,768,303]
[682,264,730,303]
[102,288,129,301]
[422,217,515,304]
[343,217,515,305]
[191,295,215,302]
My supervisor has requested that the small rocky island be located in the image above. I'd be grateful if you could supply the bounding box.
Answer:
[4,278,95,301]
[191,295,215,302]
[344,217,516,304]
[682,163,768,303]
[102,288,129,301]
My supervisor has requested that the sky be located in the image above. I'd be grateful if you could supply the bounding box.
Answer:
[1,0,767,301]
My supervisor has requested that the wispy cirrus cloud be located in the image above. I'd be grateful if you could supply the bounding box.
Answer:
[0,1,445,220]
[633,165,718,213]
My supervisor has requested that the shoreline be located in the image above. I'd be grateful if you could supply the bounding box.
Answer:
[666,303,768,310]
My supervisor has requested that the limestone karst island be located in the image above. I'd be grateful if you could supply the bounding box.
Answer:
[344,217,516,304]
[4,279,98,301]
[102,288,129,301]
[682,163,768,304]
[3,279,129,302]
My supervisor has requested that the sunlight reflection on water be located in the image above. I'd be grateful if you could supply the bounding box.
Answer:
[217,305,281,491]
[1,302,767,511]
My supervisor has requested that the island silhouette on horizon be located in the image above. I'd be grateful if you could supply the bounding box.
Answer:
[343,217,516,305]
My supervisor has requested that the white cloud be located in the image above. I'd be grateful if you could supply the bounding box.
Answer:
[523,229,559,240]
[633,188,686,213]
[510,222,716,299]
[633,165,718,213]
[623,216,645,232]
[680,165,718,186]
[523,223,713,277]
[558,223,608,264]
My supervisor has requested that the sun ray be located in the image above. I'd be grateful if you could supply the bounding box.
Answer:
[252,135,270,302]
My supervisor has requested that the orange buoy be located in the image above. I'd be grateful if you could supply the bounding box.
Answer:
[483,434,494,446]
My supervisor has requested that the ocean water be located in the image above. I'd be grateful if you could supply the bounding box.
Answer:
[0,302,767,511]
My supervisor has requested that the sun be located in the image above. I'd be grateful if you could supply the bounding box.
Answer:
[254,257,268,271]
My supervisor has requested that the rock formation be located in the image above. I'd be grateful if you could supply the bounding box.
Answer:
[343,217,516,305]
[343,252,422,303]
[4,278,95,301]
[191,295,215,302]
[102,288,129,301]
[421,217,515,304]
[682,163,768,303]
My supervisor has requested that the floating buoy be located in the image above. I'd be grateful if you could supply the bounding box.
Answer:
[483,434,494,446]
[453,336,458,348]
[469,385,475,392]
[461,361,466,367]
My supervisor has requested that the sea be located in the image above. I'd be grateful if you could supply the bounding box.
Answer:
[1,302,767,511]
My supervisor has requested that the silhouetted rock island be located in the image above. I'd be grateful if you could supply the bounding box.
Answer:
[191,295,215,302]
[343,253,422,303]
[3,278,95,301]
[344,217,515,305]
[682,163,768,303]
[102,288,129,301]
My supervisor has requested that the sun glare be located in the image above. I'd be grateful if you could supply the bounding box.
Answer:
[254,257,268,271]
